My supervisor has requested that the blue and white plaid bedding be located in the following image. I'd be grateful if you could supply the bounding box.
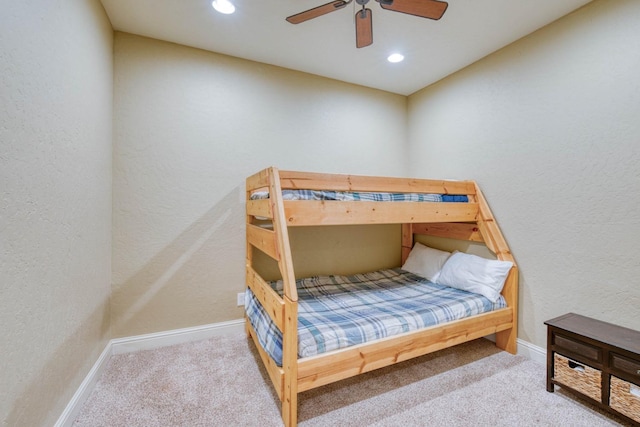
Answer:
[250,190,468,203]
[245,268,505,366]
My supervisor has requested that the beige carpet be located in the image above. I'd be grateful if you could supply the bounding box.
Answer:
[72,334,630,426]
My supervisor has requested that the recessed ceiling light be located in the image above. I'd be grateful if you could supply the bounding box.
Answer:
[387,53,404,63]
[212,0,235,14]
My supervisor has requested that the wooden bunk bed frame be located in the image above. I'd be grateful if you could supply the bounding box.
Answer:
[245,166,518,427]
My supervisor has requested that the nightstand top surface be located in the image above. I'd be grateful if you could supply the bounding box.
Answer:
[545,313,640,354]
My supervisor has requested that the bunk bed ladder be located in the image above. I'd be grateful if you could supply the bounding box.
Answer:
[245,166,299,426]
[267,167,298,427]
[268,167,298,426]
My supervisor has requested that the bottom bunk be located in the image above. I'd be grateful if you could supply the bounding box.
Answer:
[246,303,514,397]
[246,268,507,367]
[244,261,516,424]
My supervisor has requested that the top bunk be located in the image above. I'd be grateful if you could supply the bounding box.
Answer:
[246,167,480,226]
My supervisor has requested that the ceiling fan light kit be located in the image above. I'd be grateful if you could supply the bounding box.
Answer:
[286,0,448,48]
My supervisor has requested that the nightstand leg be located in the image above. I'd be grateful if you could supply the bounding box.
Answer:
[546,327,554,392]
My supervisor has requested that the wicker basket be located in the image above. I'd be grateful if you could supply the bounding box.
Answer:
[554,353,602,401]
[610,376,640,422]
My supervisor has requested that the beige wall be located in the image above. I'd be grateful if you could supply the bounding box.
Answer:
[112,33,407,337]
[0,0,113,426]
[407,0,640,348]
[4,1,640,422]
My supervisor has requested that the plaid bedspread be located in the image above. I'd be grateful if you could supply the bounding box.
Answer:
[250,189,469,203]
[245,268,505,366]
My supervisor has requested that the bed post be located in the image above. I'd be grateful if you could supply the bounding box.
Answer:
[245,177,256,339]
[268,167,299,426]
[401,223,413,264]
[282,297,298,426]
[495,266,518,354]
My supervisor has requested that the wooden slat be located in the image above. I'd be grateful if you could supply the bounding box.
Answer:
[474,184,513,262]
[476,218,505,258]
[412,222,484,242]
[246,319,284,399]
[279,170,476,195]
[246,168,271,192]
[247,224,279,260]
[246,265,284,330]
[297,308,514,392]
[246,199,272,219]
[283,201,478,226]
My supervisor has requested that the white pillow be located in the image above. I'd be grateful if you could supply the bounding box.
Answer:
[436,252,513,303]
[401,242,451,282]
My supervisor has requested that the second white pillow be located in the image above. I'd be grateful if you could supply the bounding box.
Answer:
[436,252,513,303]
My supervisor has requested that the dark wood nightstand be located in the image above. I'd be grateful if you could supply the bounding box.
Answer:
[545,313,640,425]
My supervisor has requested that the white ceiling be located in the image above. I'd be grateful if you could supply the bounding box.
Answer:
[99,0,592,96]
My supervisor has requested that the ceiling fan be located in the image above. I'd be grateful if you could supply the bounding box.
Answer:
[286,0,448,48]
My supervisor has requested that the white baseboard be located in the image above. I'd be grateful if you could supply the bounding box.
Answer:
[55,318,245,427]
[485,334,546,364]
[111,318,245,355]
[53,342,112,427]
[517,338,546,365]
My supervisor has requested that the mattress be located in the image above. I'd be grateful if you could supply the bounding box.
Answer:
[250,189,468,203]
[245,268,506,366]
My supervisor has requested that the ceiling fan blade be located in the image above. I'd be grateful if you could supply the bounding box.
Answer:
[355,8,373,48]
[380,0,448,20]
[286,1,349,24]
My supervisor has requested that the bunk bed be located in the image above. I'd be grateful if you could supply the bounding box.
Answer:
[245,167,518,427]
